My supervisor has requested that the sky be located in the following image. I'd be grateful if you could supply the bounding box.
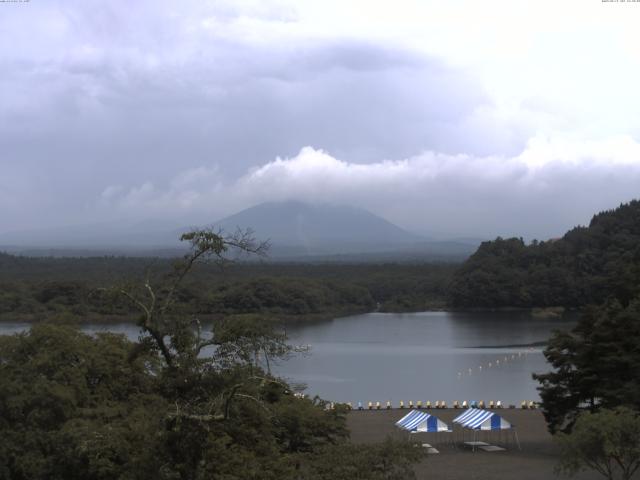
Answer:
[2,0,640,240]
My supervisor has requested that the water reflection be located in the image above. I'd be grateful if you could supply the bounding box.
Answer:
[0,311,576,405]
[276,311,576,404]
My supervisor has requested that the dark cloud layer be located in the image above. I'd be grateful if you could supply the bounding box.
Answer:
[1,1,638,239]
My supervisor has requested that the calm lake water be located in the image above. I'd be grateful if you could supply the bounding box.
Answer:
[277,311,576,405]
[0,311,575,405]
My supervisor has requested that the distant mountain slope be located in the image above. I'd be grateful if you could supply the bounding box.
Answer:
[0,201,477,260]
[212,201,422,254]
[448,200,640,308]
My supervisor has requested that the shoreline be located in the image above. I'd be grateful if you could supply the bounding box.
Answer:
[0,305,581,325]
[347,409,601,479]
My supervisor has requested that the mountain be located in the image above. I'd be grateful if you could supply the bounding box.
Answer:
[0,202,479,260]
[211,201,422,255]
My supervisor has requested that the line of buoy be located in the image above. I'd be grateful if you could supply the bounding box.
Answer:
[345,400,539,410]
[457,347,537,378]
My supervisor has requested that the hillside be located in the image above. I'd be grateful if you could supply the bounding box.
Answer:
[213,201,421,254]
[448,200,640,308]
[0,202,477,260]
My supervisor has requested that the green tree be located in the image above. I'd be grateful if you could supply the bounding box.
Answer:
[556,407,640,480]
[1,229,423,479]
[299,437,424,480]
[534,297,640,433]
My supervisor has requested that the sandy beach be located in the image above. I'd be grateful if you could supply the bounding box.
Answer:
[347,409,609,480]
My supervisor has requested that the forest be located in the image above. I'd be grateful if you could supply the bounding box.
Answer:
[448,200,640,309]
[0,255,454,324]
[0,231,424,479]
[2,201,640,324]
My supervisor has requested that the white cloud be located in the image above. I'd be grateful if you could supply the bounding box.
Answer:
[2,1,640,235]
[101,136,640,239]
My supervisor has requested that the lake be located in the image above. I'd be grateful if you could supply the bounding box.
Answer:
[0,311,575,405]
[277,311,575,406]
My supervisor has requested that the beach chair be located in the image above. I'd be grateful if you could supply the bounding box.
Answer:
[496,400,503,409]
[489,400,495,409]
[426,401,432,409]
[441,401,447,409]
[528,401,535,409]
[416,400,423,409]
[478,400,485,409]
[521,401,527,409]
[376,401,381,410]
[462,400,468,409]
[346,402,352,410]
[409,400,414,409]
[386,401,392,410]
[453,400,459,409]
[399,400,405,409]
[358,401,363,411]
[470,400,478,409]
[434,401,441,409]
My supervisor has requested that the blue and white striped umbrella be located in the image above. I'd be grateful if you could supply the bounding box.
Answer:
[452,409,512,430]
[395,410,450,433]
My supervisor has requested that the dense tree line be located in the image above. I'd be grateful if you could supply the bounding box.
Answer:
[534,296,640,433]
[449,200,640,308]
[0,254,455,323]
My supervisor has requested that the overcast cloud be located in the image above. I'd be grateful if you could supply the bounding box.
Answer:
[1,0,640,239]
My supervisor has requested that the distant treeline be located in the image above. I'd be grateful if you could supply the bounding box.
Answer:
[3,200,638,322]
[449,200,640,308]
[0,255,455,323]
